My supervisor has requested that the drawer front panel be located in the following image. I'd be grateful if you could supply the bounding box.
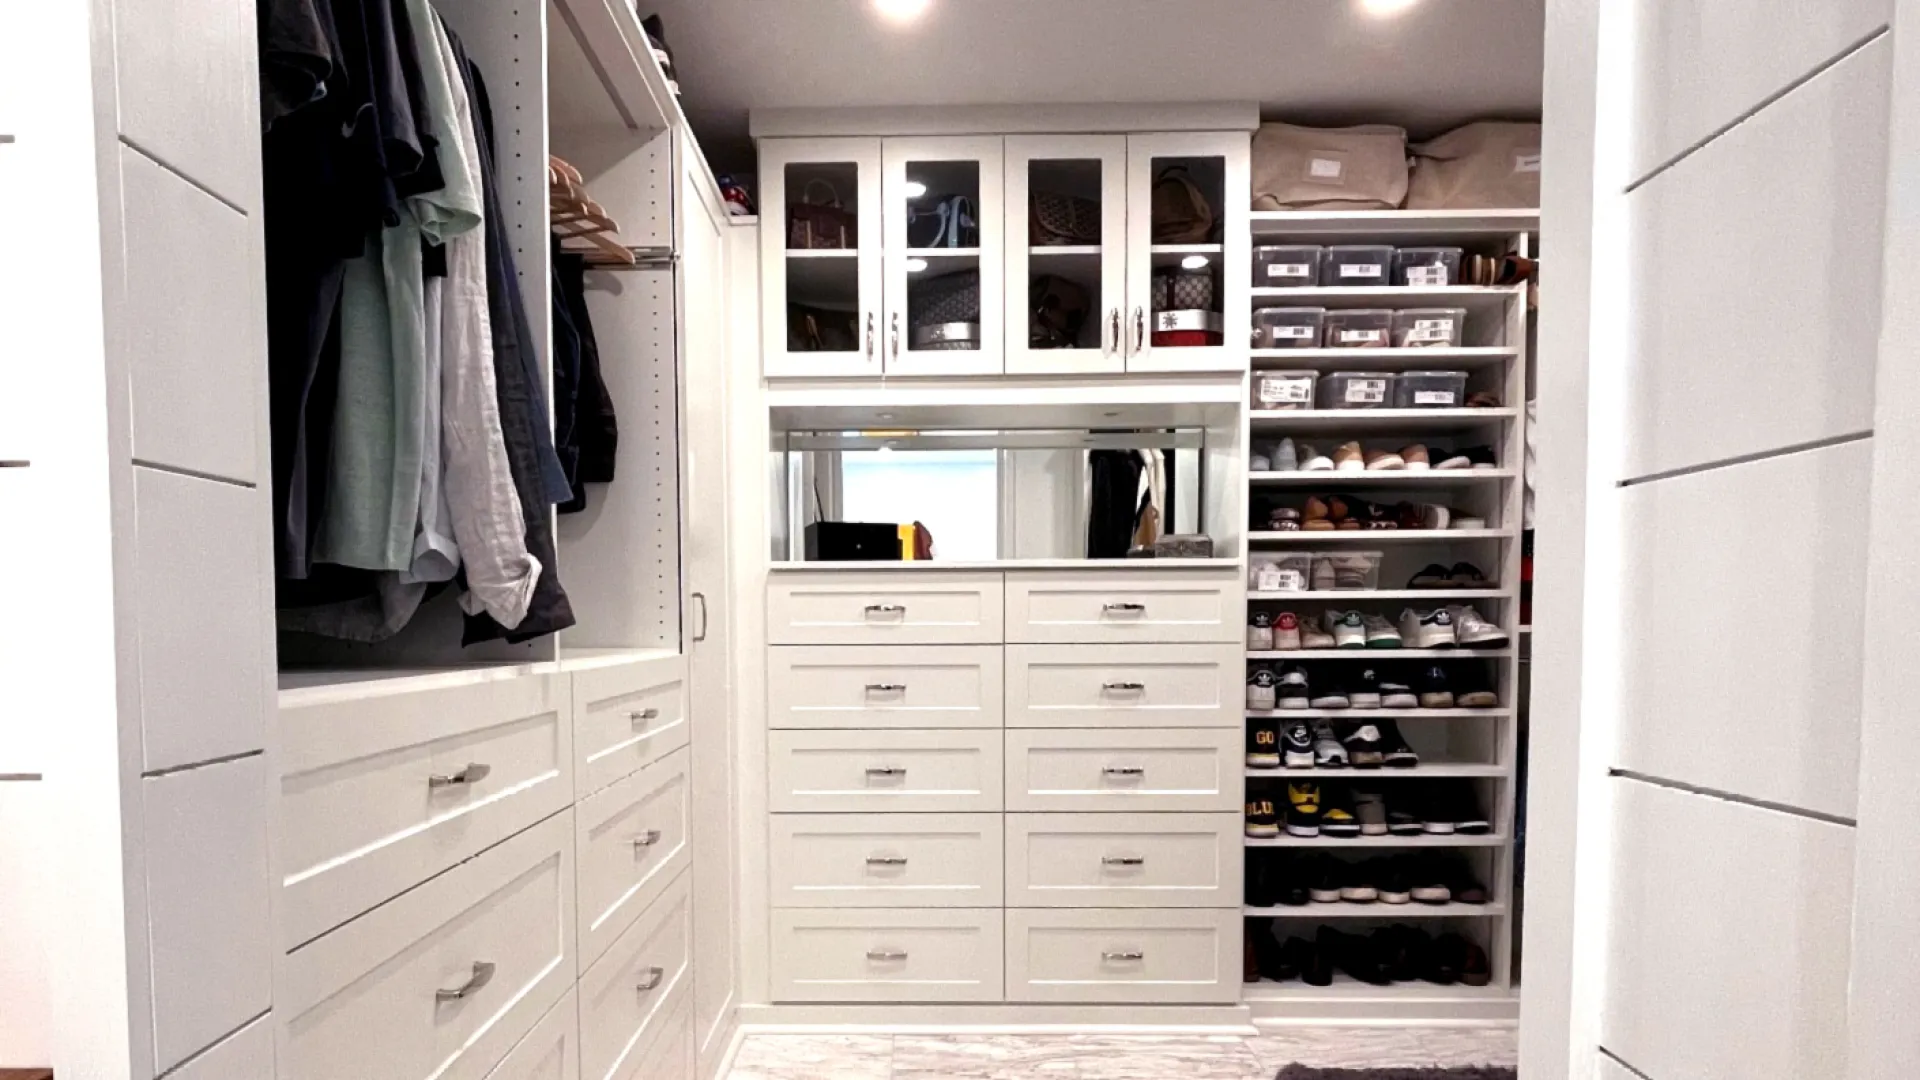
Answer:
[628,998,693,1080]
[768,645,1004,729]
[280,814,575,1080]
[1005,643,1239,728]
[1005,908,1240,1004]
[768,572,1004,645]
[769,729,1004,813]
[1005,813,1241,908]
[1005,728,1241,812]
[579,873,692,1080]
[1004,570,1240,644]
[770,908,1005,1003]
[484,988,580,1080]
[577,747,691,967]
[278,673,571,949]
[573,655,688,797]
[770,813,1003,908]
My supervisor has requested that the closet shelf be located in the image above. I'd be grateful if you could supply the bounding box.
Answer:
[1249,589,1512,601]
[1248,408,1517,434]
[1242,976,1517,1002]
[1245,708,1513,720]
[1247,648,1513,660]
[1253,346,1518,371]
[1248,208,1540,240]
[1250,285,1523,309]
[1245,764,1508,779]
[767,557,1245,572]
[1250,469,1516,486]
[1244,903,1507,918]
[550,0,679,138]
[1249,529,1515,544]
[1245,834,1507,849]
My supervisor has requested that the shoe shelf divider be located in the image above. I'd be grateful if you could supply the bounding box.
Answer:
[1242,213,1534,1021]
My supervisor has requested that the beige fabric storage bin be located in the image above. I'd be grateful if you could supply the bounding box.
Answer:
[1407,121,1543,209]
[1251,122,1409,211]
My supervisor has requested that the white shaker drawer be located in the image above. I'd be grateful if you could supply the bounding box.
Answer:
[1005,908,1240,1004]
[1005,728,1241,812]
[1005,643,1240,728]
[277,671,572,949]
[770,813,1003,908]
[767,644,1004,729]
[768,572,1004,645]
[770,908,1005,1003]
[484,988,580,1080]
[579,873,693,1080]
[1004,569,1240,644]
[1005,813,1242,908]
[279,813,575,1080]
[629,997,692,1080]
[576,747,691,968]
[769,729,1004,813]
[571,653,687,797]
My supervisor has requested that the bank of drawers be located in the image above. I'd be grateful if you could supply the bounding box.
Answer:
[767,568,1243,1004]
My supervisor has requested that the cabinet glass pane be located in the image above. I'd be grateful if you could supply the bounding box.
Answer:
[902,159,982,353]
[1025,159,1103,352]
[784,161,860,353]
[1147,154,1226,350]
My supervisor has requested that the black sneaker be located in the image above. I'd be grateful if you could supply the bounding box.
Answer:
[1309,672,1350,710]
[1246,790,1280,839]
[1445,786,1493,835]
[1282,720,1316,768]
[1379,667,1418,709]
[1454,667,1500,708]
[1378,718,1419,767]
[1420,783,1458,835]
[1416,664,1454,709]
[1350,666,1383,709]
[1247,716,1282,768]
[1305,855,1343,903]
[1342,722,1386,769]
[1285,781,1322,837]
[1448,562,1491,588]
[1377,857,1413,904]
[1387,791,1425,836]
[1461,446,1499,469]
[1410,856,1454,904]
[1246,850,1279,907]
[1337,855,1378,902]
[1408,563,1454,589]
[1277,663,1311,709]
[1321,788,1361,838]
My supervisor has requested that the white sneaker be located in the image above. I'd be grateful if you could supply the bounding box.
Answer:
[1298,443,1334,471]
[1272,612,1303,650]
[1299,619,1337,649]
[1274,438,1299,472]
[1359,612,1403,649]
[1323,610,1367,649]
[1445,605,1510,647]
[1399,608,1457,649]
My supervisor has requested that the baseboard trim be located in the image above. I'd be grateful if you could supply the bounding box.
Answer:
[736,1002,1256,1031]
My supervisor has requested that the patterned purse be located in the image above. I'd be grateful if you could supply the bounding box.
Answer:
[1030,190,1101,246]
[788,179,855,250]
[909,269,981,350]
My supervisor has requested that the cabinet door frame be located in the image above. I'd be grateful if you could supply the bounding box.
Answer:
[1004,134,1127,375]
[1123,131,1250,374]
[759,136,883,378]
[880,135,1005,376]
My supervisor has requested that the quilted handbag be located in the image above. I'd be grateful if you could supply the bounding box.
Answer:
[909,269,981,350]
[788,179,855,250]
[1030,274,1091,349]
[1151,166,1215,243]
[907,195,978,248]
[1149,268,1215,313]
[1031,190,1101,246]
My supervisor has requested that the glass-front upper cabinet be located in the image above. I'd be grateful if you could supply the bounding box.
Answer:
[1004,135,1127,375]
[881,136,1005,376]
[761,138,883,377]
[1124,131,1249,374]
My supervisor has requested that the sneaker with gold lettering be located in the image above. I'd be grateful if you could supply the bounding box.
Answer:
[1246,791,1280,839]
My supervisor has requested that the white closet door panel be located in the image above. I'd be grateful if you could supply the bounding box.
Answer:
[133,467,267,772]
[170,1014,273,1080]
[484,989,580,1080]
[0,467,41,775]
[280,813,575,1080]
[577,873,691,1080]
[1617,441,1867,816]
[1004,908,1239,1004]
[1604,778,1853,1080]
[572,654,688,797]
[1005,643,1239,729]
[1623,37,1889,479]
[767,644,1004,729]
[1004,569,1241,643]
[277,673,571,949]
[770,908,1004,1003]
[1628,0,1889,181]
[0,781,50,1064]
[1004,812,1241,908]
[576,747,690,968]
[770,813,1003,908]
[769,729,1003,814]
[1594,1054,1639,1080]
[144,756,272,1073]
[113,0,259,205]
[767,572,1004,645]
[1005,728,1240,812]
[0,141,32,463]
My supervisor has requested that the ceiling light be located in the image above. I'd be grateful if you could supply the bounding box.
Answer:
[904,180,928,199]
[1180,254,1210,270]
[904,257,929,273]
[873,0,931,24]
[879,412,895,420]
[1359,0,1419,16]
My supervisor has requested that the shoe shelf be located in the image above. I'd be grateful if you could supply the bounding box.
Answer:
[1251,346,1518,371]
[1244,903,1506,918]
[1246,708,1512,720]
[1249,285,1523,311]
[1248,208,1540,239]
[1249,529,1515,544]
[1248,589,1511,602]
[1245,834,1507,849]
[1250,469,1517,486]
[1245,648,1514,660]
[1244,764,1507,779]
[1242,975,1514,1002]
[1249,408,1518,434]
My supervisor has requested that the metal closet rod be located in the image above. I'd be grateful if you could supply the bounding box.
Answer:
[780,429,1204,452]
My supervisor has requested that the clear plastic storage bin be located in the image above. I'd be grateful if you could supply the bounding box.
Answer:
[1321,245,1394,286]
[1318,370,1395,409]
[1252,307,1326,349]
[1250,553,1314,592]
[1314,551,1383,591]
[1393,370,1470,408]
[1252,245,1324,288]
[1324,308,1394,349]
[1252,370,1318,411]
[1392,307,1467,348]
[1394,247,1464,286]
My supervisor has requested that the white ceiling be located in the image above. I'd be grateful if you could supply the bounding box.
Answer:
[640,0,1545,172]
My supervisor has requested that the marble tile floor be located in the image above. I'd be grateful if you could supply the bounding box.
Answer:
[725,1027,1517,1079]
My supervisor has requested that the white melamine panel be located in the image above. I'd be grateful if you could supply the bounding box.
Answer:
[759,137,884,378]
[134,467,267,772]
[1004,908,1239,1004]
[0,782,48,1065]
[576,747,690,968]
[113,0,259,205]
[766,644,1004,729]
[1004,569,1241,644]
[1004,812,1241,908]
[770,908,1004,1003]
[767,572,1004,645]
[0,146,31,463]
[277,673,571,949]
[1005,728,1240,813]
[571,654,688,797]
[577,873,691,1080]
[770,813,1003,908]
[120,146,262,483]
[1594,1053,1639,1080]
[170,1014,273,1080]
[484,989,579,1080]
[1628,0,1889,181]
[144,757,272,1073]
[881,135,1005,376]
[1623,38,1889,479]
[279,813,575,1080]
[1004,643,1239,729]
[1617,441,1867,816]
[768,729,1003,814]
[1604,779,1853,1080]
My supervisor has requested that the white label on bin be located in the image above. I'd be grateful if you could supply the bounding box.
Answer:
[1258,378,1313,404]
[1338,329,1386,345]
[1344,378,1388,403]
[1339,263,1383,278]
[1407,326,1453,344]
[1254,564,1306,591]
[1414,390,1455,405]
[1308,157,1344,179]
[1406,265,1449,286]
[1414,318,1452,331]
[1270,325,1314,340]
[1515,152,1542,173]
[1266,263,1310,279]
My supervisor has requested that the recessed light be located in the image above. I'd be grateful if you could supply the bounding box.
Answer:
[1180,254,1210,270]
[904,180,928,199]
[904,257,929,273]
[873,0,931,24]
[1359,0,1419,16]
[879,412,895,420]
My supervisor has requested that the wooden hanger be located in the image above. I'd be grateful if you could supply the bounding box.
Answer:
[548,155,635,265]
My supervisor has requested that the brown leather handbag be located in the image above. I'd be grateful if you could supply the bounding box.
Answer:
[1151,167,1215,243]
[788,179,856,250]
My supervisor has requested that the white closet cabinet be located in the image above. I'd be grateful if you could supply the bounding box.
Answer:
[759,137,883,378]
[1005,134,1128,374]
[1122,132,1250,375]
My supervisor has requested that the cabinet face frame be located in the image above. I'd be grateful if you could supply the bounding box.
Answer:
[1123,131,1250,374]
[880,135,1007,376]
[1004,134,1128,375]
[759,136,884,378]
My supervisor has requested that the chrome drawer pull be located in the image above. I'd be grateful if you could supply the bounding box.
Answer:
[1102,856,1145,867]
[632,830,663,849]
[435,961,496,1002]
[1102,766,1145,777]
[867,949,909,961]
[637,966,665,992]
[629,707,660,722]
[1102,681,1145,692]
[428,763,491,789]
[1103,601,1146,612]
[865,766,906,777]
[864,603,906,615]
[1103,949,1145,962]
[864,683,907,693]
[866,855,909,866]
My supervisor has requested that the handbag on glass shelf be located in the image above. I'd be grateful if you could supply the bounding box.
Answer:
[788,179,856,250]
[1030,189,1101,246]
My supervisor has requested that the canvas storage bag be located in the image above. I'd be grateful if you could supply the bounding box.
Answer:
[1251,122,1409,211]
[1407,121,1542,209]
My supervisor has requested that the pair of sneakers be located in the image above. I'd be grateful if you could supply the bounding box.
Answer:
[1242,783,1328,839]
[1320,610,1402,649]
[1398,606,1509,649]
[1247,716,1419,769]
